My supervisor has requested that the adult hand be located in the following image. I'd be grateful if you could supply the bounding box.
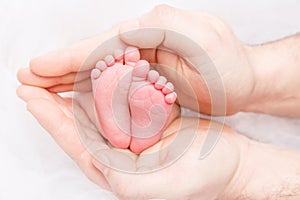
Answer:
[17,85,300,199]
[16,4,300,199]
[18,5,300,116]
[16,84,242,199]
[17,5,256,115]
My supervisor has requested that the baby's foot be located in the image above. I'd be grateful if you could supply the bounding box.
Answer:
[91,47,178,153]
[129,62,177,153]
[91,48,135,148]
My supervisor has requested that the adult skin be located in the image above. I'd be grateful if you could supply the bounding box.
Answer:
[17,4,300,199]
[17,5,300,116]
[17,85,300,199]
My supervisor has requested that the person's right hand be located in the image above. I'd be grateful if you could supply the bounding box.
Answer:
[17,5,256,115]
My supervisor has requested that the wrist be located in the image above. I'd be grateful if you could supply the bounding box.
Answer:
[217,133,253,199]
[232,140,300,199]
[242,45,271,112]
[242,35,300,116]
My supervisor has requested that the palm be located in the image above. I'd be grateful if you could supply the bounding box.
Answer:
[18,85,240,199]
[92,117,241,200]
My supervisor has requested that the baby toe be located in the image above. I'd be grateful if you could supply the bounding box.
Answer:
[124,46,140,66]
[155,76,167,90]
[147,70,159,83]
[114,49,124,63]
[95,60,107,71]
[165,92,177,104]
[162,82,174,94]
[104,55,115,66]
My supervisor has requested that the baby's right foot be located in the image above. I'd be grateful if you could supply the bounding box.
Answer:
[91,47,178,153]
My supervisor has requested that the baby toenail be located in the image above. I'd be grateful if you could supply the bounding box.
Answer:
[114,49,124,61]
[104,55,115,66]
[148,70,159,83]
[155,76,167,89]
[162,82,174,94]
[91,69,101,79]
[95,60,107,71]
[165,92,177,104]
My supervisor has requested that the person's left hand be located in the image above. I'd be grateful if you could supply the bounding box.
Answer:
[17,84,245,200]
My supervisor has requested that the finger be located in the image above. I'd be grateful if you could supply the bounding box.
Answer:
[17,67,91,88]
[119,5,179,48]
[17,84,55,102]
[17,85,80,153]
[28,97,83,154]
[17,85,71,110]
[30,25,126,77]
[27,97,111,190]
[17,85,84,159]
[119,5,205,58]
[47,78,92,93]
[17,85,112,190]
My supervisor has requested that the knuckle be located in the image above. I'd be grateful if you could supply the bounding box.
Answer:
[29,58,38,69]
[153,4,172,13]
[151,4,177,20]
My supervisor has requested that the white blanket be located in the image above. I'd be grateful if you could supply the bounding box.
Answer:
[1,0,300,199]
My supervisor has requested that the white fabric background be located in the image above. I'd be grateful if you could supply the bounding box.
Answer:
[0,0,300,199]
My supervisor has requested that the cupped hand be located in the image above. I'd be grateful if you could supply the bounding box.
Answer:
[17,5,256,115]
[17,85,247,200]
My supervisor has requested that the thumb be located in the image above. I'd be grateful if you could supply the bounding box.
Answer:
[119,5,205,63]
[119,5,182,49]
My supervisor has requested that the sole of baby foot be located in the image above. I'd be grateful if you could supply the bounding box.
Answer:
[128,61,177,154]
[90,47,139,148]
[91,46,177,153]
